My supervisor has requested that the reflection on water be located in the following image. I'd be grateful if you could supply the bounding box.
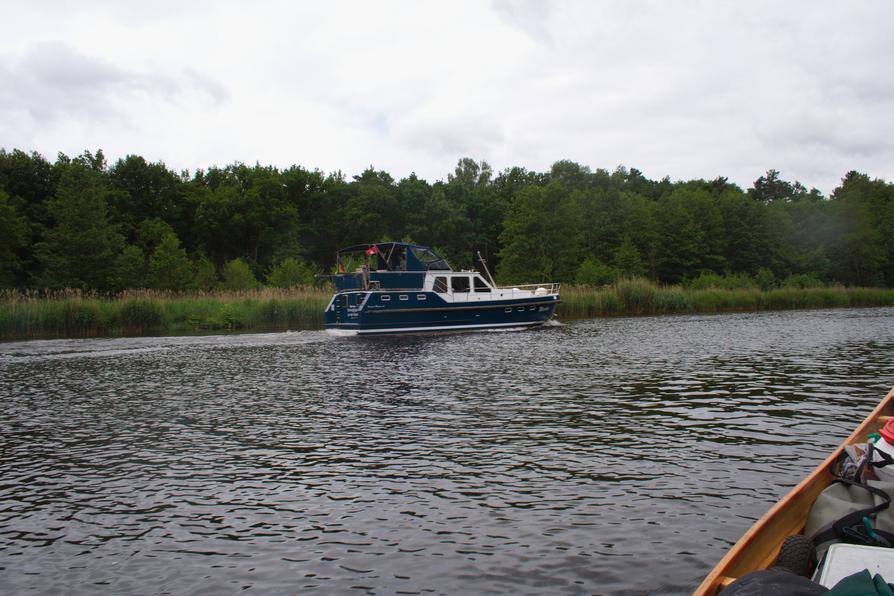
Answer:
[1,308,893,595]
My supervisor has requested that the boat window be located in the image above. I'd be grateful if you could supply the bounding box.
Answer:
[473,276,491,292]
[417,294,427,301]
[381,295,391,301]
[517,306,525,312]
[399,294,409,301]
[451,276,470,293]
[411,247,451,271]
[434,277,448,293]
[504,307,512,313]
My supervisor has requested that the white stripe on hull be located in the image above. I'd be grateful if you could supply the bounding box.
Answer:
[352,320,545,335]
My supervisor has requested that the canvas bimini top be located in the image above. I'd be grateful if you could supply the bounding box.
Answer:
[337,242,451,273]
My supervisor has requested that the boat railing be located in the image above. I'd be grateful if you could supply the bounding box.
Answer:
[491,282,561,296]
[332,281,561,297]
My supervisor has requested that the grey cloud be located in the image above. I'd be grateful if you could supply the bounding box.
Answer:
[182,69,229,105]
[393,115,504,160]
[3,42,128,122]
[23,42,125,89]
[490,0,552,44]
[0,42,228,125]
[759,121,888,161]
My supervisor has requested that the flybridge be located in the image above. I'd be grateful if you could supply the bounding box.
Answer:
[325,242,560,335]
[337,242,451,273]
[334,242,451,292]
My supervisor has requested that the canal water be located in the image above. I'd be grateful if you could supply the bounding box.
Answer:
[1,308,893,595]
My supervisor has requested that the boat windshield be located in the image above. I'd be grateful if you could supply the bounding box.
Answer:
[411,247,450,271]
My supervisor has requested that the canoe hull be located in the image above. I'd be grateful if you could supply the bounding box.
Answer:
[694,386,894,595]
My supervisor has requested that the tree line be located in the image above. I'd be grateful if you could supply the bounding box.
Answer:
[0,148,892,292]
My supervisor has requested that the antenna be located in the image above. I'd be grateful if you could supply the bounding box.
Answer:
[477,251,497,287]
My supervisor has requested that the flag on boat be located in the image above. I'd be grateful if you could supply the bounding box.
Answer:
[365,245,378,256]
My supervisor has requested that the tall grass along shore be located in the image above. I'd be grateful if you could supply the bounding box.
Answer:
[559,278,894,319]
[2,280,893,340]
[0,287,330,340]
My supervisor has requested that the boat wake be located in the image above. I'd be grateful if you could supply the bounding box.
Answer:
[483,326,530,333]
[484,320,561,333]
[325,328,359,338]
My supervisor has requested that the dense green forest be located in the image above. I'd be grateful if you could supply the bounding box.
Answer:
[1,148,892,292]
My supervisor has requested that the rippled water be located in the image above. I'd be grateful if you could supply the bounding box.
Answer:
[1,308,893,595]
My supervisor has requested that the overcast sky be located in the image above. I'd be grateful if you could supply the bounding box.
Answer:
[1,1,892,194]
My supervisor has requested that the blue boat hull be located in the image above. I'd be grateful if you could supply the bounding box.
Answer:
[324,292,559,335]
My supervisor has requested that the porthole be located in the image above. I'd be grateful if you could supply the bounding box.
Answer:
[417,294,427,300]
[399,294,409,301]
[381,295,391,301]
[517,306,525,312]
[504,307,512,313]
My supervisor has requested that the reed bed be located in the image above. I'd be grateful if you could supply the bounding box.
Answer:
[2,281,893,340]
[0,287,331,339]
[557,279,894,319]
